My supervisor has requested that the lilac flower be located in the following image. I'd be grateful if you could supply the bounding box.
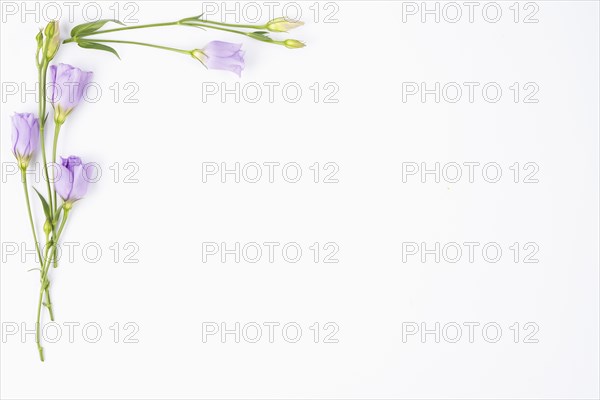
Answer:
[11,113,40,169]
[49,63,93,123]
[191,41,245,77]
[55,156,91,206]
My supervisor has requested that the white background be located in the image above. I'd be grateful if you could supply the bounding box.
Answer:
[1,1,599,399]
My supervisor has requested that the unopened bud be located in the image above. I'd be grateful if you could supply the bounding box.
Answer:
[43,219,52,236]
[283,39,305,49]
[265,17,304,33]
[36,30,43,52]
[44,20,60,61]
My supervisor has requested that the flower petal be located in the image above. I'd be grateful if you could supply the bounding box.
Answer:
[54,163,73,200]
[203,41,243,58]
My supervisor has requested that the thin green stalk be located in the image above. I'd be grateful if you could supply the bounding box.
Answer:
[192,19,264,30]
[38,61,53,215]
[56,209,69,238]
[35,210,69,361]
[51,121,62,214]
[36,243,53,361]
[62,18,265,46]
[79,39,190,55]
[50,121,63,272]
[20,171,42,263]
[184,22,252,38]
[21,170,55,321]
[66,18,262,39]
[69,21,180,38]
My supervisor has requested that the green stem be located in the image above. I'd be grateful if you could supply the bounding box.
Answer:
[35,210,69,361]
[192,19,264,30]
[70,21,180,38]
[50,121,63,272]
[21,170,55,321]
[182,22,284,45]
[38,61,54,215]
[66,38,190,55]
[51,121,62,214]
[20,170,42,263]
[67,18,263,39]
[56,209,69,238]
[36,243,53,362]
[62,18,266,46]
[184,22,252,38]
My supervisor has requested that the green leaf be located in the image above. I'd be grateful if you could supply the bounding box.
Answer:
[33,187,51,220]
[77,40,121,59]
[70,19,124,38]
[247,32,272,42]
[181,13,204,22]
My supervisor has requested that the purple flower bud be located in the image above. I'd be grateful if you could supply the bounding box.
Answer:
[55,156,91,205]
[11,113,40,169]
[191,41,245,77]
[49,63,93,123]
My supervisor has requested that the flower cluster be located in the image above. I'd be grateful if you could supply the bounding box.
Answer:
[13,48,93,361]
[12,14,304,362]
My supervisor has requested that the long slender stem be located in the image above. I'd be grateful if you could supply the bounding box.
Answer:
[66,18,262,39]
[184,22,252,37]
[21,170,55,321]
[35,210,69,361]
[50,121,63,272]
[194,19,264,30]
[79,39,190,55]
[62,18,261,46]
[51,122,62,214]
[56,209,69,238]
[36,243,53,361]
[21,171,42,262]
[38,62,53,215]
[70,21,180,38]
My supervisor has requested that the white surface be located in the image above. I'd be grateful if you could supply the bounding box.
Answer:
[1,1,599,399]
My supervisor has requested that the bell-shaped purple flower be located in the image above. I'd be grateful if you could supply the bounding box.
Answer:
[49,63,93,123]
[55,156,91,206]
[11,113,40,169]
[191,41,245,77]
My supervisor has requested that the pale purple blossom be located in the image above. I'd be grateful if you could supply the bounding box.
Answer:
[11,113,39,168]
[55,156,91,204]
[49,63,93,123]
[192,41,245,77]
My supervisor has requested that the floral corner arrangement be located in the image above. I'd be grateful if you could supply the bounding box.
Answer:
[10,14,305,362]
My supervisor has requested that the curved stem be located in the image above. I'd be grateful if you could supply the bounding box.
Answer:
[184,22,252,37]
[62,19,263,46]
[56,209,69,238]
[21,170,54,321]
[35,210,69,361]
[68,38,190,55]
[52,208,69,269]
[21,171,42,263]
[50,121,62,272]
[70,21,179,38]
[36,243,53,362]
[66,18,262,39]
[51,121,62,214]
[38,62,53,215]
[194,19,263,30]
